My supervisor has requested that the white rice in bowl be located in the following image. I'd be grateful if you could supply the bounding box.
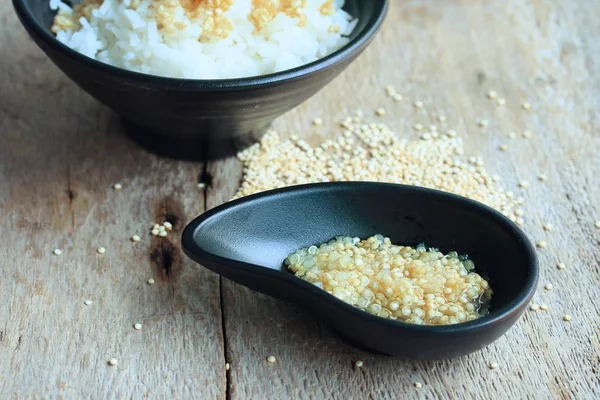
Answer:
[49,0,358,79]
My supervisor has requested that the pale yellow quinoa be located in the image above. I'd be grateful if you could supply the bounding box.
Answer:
[286,235,493,326]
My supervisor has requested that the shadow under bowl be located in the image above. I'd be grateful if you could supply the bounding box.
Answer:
[13,0,389,160]
[182,182,539,360]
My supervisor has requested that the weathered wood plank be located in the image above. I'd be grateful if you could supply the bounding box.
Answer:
[209,1,600,399]
[1,0,599,398]
[0,3,225,398]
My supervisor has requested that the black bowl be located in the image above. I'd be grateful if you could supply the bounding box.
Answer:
[182,182,538,360]
[12,0,388,160]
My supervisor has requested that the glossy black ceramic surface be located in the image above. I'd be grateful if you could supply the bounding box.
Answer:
[182,182,538,360]
[13,0,388,160]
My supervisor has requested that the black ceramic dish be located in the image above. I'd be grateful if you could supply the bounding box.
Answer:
[182,182,538,360]
[13,0,388,160]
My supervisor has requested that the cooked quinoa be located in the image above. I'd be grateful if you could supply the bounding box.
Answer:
[286,235,493,325]
[49,0,356,79]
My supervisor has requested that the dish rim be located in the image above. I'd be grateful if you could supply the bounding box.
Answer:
[182,181,539,334]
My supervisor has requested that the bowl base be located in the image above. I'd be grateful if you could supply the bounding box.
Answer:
[122,118,269,161]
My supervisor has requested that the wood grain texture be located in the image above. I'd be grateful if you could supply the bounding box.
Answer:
[1,0,599,399]
[209,1,600,399]
[0,2,225,398]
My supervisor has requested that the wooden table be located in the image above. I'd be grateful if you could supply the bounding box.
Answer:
[1,1,599,398]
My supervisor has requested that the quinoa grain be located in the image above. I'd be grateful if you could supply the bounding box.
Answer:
[287,236,492,326]
[486,90,498,99]
[233,118,521,219]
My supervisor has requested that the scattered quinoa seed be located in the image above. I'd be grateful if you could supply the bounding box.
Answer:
[496,98,506,106]
[53,249,62,256]
[413,123,423,131]
[414,100,424,108]
[375,108,386,116]
[594,221,600,229]
[163,222,173,231]
[537,241,547,249]
[266,356,276,364]
[518,180,530,188]
[97,247,106,254]
[134,323,142,330]
[233,116,522,221]
[544,283,553,290]
[108,358,118,366]
[437,115,446,122]
[543,223,553,231]
[147,278,155,285]
[516,217,525,226]
[158,226,166,232]
[508,132,517,138]
[113,183,122,190]
[538,174,548,182]
[523,130,532,138]
[393,94,403,102]
[414,382,423,389]
[498,144,509,151]
[197,182,207,189]
[486,90,498,99]
[225,363,230,371]
[151,229,159,236]
[354,360,363,368]
[158,231,168,237]
[478,119,489,128]
[540,304,550,311]
[313,117,323,126]
[131,235,141,242]
[563,314,572,322]
[529,304,539,311]
[84,300,93,306]
[522,102,532,110]
[557,262,566,270]
[489,362,499,370]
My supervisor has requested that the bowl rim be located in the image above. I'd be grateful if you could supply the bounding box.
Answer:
[182,182,539,334]
[13,0,389,89]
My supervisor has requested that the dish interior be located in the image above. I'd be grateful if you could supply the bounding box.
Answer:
[192,184,535,313]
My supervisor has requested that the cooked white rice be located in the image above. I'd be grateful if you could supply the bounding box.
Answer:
[49,0,357,79]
